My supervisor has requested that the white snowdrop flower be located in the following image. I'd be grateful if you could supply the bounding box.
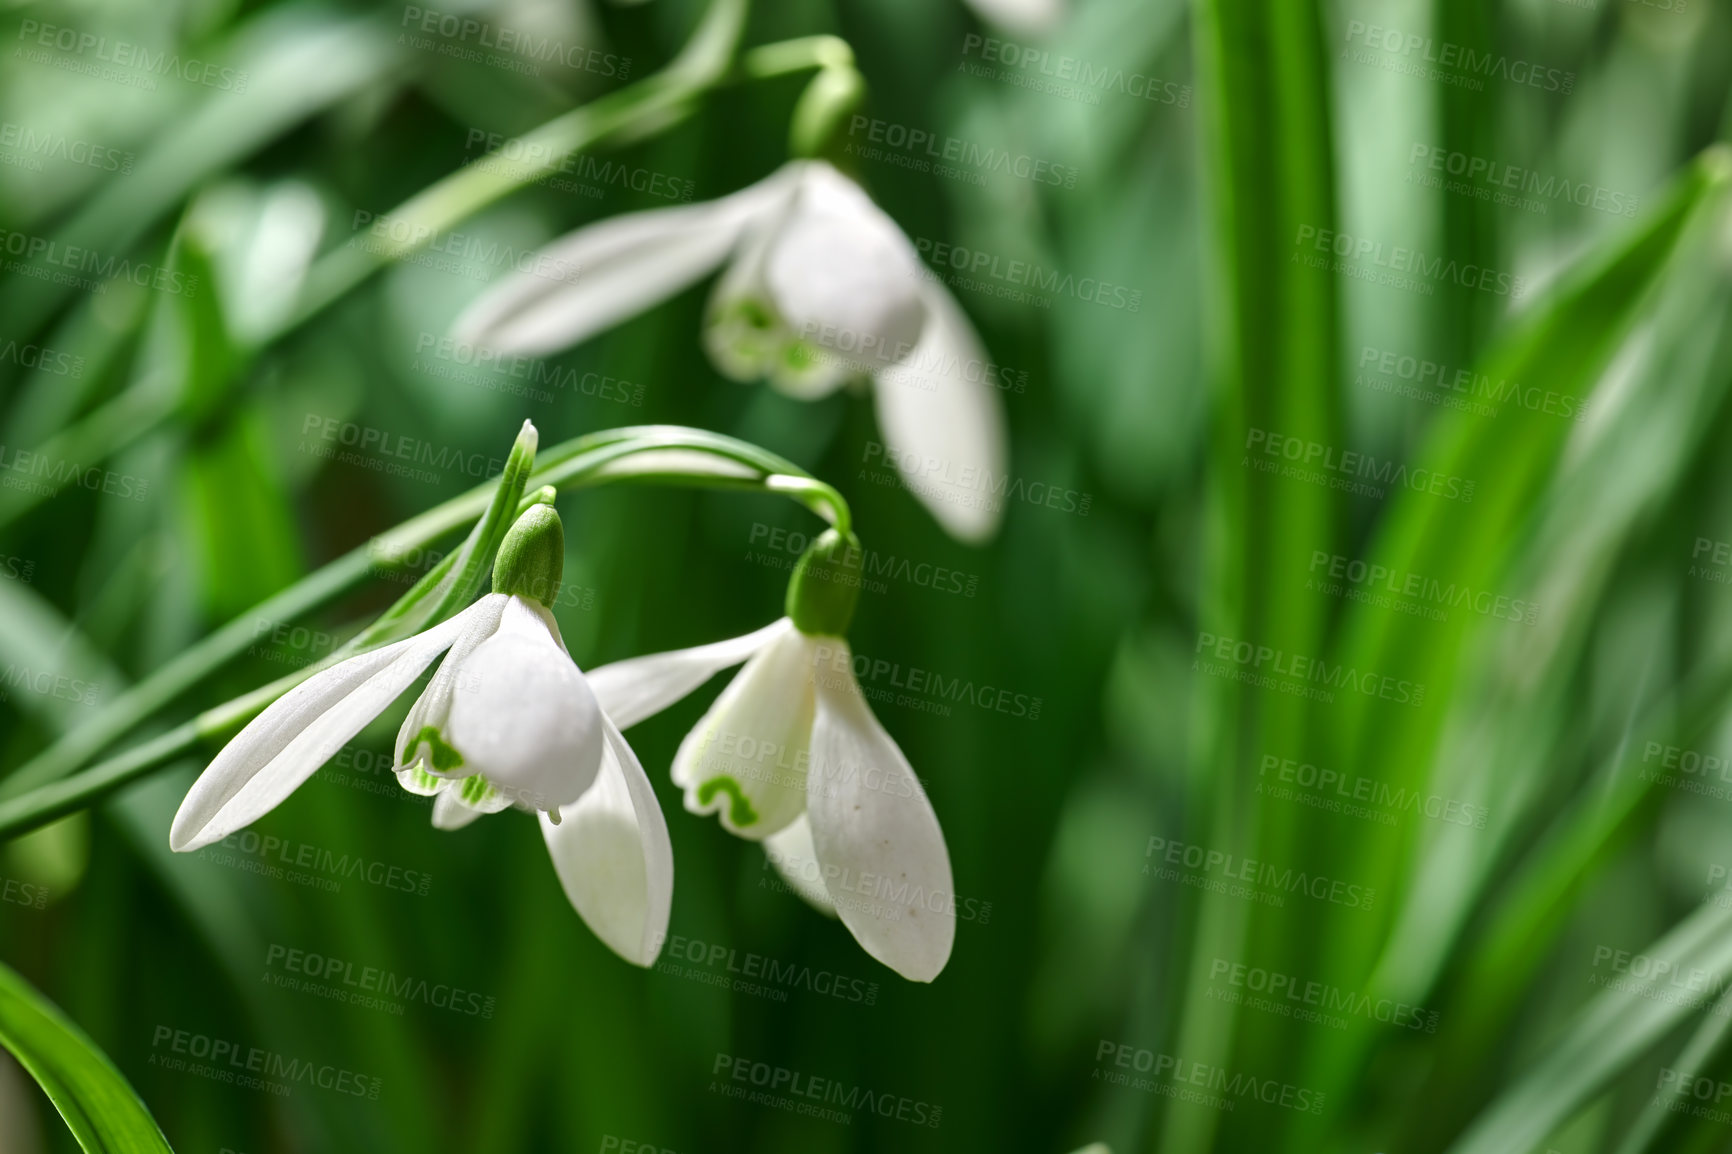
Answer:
[453,160,1006,544]
[170,504,672,967]
[585,530,956,982]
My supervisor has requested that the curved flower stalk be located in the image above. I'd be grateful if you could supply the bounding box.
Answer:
[453,160,1006,544]
[169,504,672,967]
[587,529,955,982]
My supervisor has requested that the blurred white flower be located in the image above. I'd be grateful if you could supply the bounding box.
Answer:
[453,160,1006,543]
[966,0,1063,36]
[588,616,956,982]
[169,509,671,967]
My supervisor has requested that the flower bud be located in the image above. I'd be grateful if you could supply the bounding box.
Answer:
[492,504,565,609]
[786,528,863,636]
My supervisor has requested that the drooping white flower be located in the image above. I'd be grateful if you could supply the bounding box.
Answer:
[587,610,956,983]
[453,160,1006,544]
[964,0,1063,35]
[169,505,672,966]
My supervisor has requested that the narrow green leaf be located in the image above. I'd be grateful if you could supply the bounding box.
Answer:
[0,960,174,1154]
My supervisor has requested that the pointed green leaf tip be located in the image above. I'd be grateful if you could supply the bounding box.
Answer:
[786,527,863,637]
[492,503,565,608]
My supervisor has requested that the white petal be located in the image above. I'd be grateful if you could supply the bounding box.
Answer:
[540,714,673,966]
[965,0,1064,35]
[444,596,604,811]
[806,658,955,982]
[764,164,928,384]
[872,282,1007,543]
[587,619,788,730]
[169,613,470,852]
[431,789,485,830]
[452,167,799,357]
[762,815,836,917]
[395,593,508,785]
[670,623,821,839]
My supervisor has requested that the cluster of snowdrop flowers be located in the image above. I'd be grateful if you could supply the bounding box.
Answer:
[171,493,955,980]
[454,160,1006,545]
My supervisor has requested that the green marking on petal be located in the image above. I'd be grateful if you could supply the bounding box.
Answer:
[406,766,443,794]
[782,340,818,372]
[737,298,776,331]
[697,776,759,827]
[410,726,465,773]
[458,775,498,806]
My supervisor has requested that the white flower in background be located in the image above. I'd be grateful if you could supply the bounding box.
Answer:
[584,530,956,982]
[965,0,1063,36]
[453,160,1006,544]
[169,504,672,967]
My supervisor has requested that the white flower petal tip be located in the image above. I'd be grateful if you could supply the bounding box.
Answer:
[430,788,488,831]
[670,622,818,840]
[805,670,955,982]
[169,614,470,853]
[871,283,1007,545]
[444,596,605,812]
[541,716,673,966]
[762,816,837,918]
[451,169,799,358]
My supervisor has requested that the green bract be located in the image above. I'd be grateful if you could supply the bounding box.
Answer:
[492,504,566,610]
[785,528,863,637]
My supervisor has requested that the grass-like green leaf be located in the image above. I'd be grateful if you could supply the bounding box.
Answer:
[0,960,174,1154]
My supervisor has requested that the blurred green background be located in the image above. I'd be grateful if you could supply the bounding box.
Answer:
[3,0,1732,1151]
